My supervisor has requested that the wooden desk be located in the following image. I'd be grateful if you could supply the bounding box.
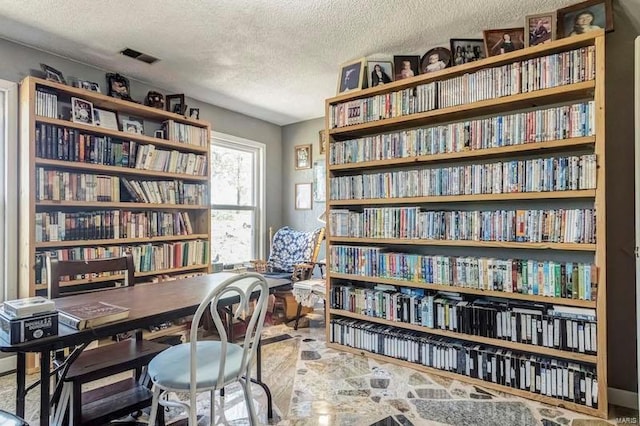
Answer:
[0,272,289,426]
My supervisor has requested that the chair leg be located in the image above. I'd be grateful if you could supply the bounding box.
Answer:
[148,386,161,426]
[294,302,303,330]
[241,377,258,425]
[210,389,216,424]
[189,392,198,426]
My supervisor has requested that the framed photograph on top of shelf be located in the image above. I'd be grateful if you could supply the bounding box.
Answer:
[294,144,312,170]
[450,39,486,65]
[525,12,556,47]
[483,27,525,57]
[189,108,200,120]
[337,58,366,94]
[295,183,312,210]
[557,0,613,38]
[106,73,133,101]
[71,97,94,125]
[121,117,144,135]
[40,64,66,85]
[313,159,326,202]
[93,108,119,130]
[319,130,327,155]
[367,60,394,87]
[420,47,451,74]
[393,55,419,80]
[78,80,101,93]
[166,94,186,115]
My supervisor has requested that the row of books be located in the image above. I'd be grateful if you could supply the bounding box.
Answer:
[330,48,596,128]
[329,247,597,300]
[330,208,596,244]
[162,120,208,147]
[330,286,597,354]
[35,123,207,175]
[329,102,595,166]
[34,210,195,242]
[36,169,119,202]
[329,154,597,201]
[35,90,58,119]
[121,178,207,205]
[131,144,207,176]
[34,239,209,284]
[329,318,599,407]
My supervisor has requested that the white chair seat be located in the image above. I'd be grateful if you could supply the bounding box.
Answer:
[148,341,244,391]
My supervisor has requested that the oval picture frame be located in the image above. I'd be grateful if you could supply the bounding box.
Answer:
[420,47,452,74]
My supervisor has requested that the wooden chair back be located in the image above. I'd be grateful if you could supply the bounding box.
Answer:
[46,254,135,299]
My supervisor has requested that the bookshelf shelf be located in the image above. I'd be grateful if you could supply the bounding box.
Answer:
[328,190,595,206]
[330,309,597,364]
[329,81,595,139]
[325,32,607,417]
[328,137,596,171]
[35,158,208,182]
[326,342,601,418]
[329,273,597,308]
[327,237,596,251]
[35,201,207,210]
[35,234,210,248]
[35,116,209,154]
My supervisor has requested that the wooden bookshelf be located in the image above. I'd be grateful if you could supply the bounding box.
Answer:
[19,76,212,300]
[325,32,607,418]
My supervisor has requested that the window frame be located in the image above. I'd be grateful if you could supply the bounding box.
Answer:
[0,79,17,302]
[210,131,266,262]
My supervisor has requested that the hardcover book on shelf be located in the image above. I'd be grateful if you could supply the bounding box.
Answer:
[58,301,129,330]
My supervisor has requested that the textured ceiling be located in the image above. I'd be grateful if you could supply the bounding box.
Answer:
[0,0,637,125]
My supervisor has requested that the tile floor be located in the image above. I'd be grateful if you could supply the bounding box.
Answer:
[0,309,637,425]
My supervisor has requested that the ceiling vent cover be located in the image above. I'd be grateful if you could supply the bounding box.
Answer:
[120,48,159,64]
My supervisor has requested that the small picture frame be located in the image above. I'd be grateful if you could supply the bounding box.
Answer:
[92,108,119,130]
[393,56,420,80]
[337,58,366,94]
[106,73,132,101]
[525,12,557,47]
[295,183,313,210]
[121,118,144,135]
[450,39,486,66]
[189,108,200,120]
[154,129,165,139]
[166,94,186,114]
[367,60,394,87]
[483,28,526,57]
[420,47,451,74]
[71,97,94,125]
[319,130,327,155]
[557,0,613,38]
[41,64,66,85]
[78,80,101,93]
[294,144,312,170]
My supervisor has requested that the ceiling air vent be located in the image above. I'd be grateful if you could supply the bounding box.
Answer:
[120,48,159,65]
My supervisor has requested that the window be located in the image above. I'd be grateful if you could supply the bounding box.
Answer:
[210,132,265,265]
[0,79,17,303]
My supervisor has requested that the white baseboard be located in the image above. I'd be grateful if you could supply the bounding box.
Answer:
[0,355,16,375]
[609,387,639,409]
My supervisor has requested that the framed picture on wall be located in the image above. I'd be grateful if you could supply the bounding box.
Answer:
[295,183,313,210]
[294,144,312,170]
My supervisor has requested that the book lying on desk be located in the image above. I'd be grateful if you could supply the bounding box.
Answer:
[3,296,56,319]
[58,301,129,330]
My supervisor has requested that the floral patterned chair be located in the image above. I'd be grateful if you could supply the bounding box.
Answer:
[253,226,325,282]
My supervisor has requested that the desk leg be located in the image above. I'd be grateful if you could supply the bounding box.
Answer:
[40,350,51,426]
[16,352,25,418]
[250,339,273,421]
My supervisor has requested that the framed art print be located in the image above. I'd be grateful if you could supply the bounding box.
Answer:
[295,183,312,210]
[294,144,312,170]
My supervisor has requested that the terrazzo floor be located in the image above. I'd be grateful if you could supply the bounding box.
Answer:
[0,308,637,425]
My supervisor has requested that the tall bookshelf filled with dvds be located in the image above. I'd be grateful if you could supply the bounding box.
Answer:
[18,76,211,326]
[325,31,607,418]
